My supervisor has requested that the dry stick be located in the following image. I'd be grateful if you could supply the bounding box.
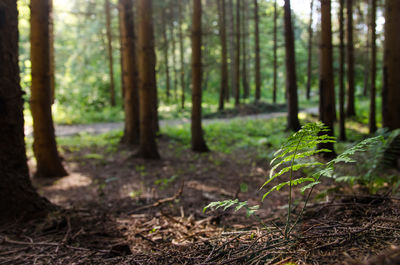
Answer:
[204,234,243,263]
[128,182,184,214]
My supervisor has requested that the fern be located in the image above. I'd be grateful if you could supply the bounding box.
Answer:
[203,199,259,217]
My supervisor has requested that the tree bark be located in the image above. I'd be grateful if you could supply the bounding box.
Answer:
[137,0,160,159]
[49,0,55,105]
[162,8,171,102]
[191,0,209,153]
[273,0,278,104]
[218,0,228,111]
[30,0,67,178]
[338,0,346,141]
[105,0,116,106]
[241,0,250,99]
[119,0,140,145]
[254,0,261,101]
[0,0,52,222]
[170,10,178,103]
[306,0,314,100]
[369,0,377,134]
[346,0,356,117]
[319,0,336,155]
[283,0,300,131]
[235,0,241,106]
[382,0,400,130]
[227,0,236,101]
[178,0,186,109]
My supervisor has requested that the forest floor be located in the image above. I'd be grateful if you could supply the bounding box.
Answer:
[2,109,400,264]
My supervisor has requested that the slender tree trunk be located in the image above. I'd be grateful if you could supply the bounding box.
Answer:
[369,0,377,134]
[218,0,228,111]
[227,0,236,101]
[346,0,356,117]
[137,0,160,159]
[254,0,261,101]
[273,0,278,104]
[178,0,186,109]
[241,0,250,99]
[191,0,209,152]
[235,0,241,106]
[49,0,55,104]
[30,0,67,178]
[283,0,300,131]
[319,0,336,155]
[306,0,314,100]
[382,0,400,130]
[162,9,171,102]
[170,11,178,103]
[119,0,140,145]
[105,0,116,106]
[0,0,51,222]
[338,0,346,141]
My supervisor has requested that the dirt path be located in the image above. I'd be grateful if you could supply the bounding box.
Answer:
[25,107,318,137]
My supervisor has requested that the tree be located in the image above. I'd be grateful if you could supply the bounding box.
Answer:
[283,0,300,131]
[346,0,356,117]
[272,0,278,104]
[235,0,241,106]
[227,0,236,101]
[105,0,116,106]
[119,0,140,145]
[382,0,400,130]
[369,0,377,133]
[169,9,179,102]
[218,0,228,111]
[178,0,186,109]
[306,0,314,100]
[338,0,346,141]
[137,0,160,159]
[162,8,171,102]
[0,0,51,222]
[254,0,261,101]
[191,0,209,152]
[319,0,336,154]
[241,0,250,99]
[49,0,55,104]
[30,0,67,178]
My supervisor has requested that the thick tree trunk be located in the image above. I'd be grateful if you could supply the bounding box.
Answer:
[369,0,377,134]
[30,0,67,178]
[235,0,241,106]
[283,0,300,131]
[191,0,209,153]
[346,0,356,117]
[49,0,55,104]
[227,0,236,101]
[319,0,336,155]
[162,9,171,102]
[119,0,140,145]
[105,0,116,106]
[137,0,160,159]
[241,0,250,99]
[382,0,400,130]
[306,0,314,100]
[178,0,186,109]
[272,0,278,104]
[218,0,228,111]
[254,0,261,101]
[338,0,346,141]
[0,0,51,222]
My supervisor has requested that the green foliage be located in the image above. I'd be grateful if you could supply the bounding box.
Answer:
[203,199,260,218]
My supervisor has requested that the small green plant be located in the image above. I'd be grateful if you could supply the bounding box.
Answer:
[203,199,259,217]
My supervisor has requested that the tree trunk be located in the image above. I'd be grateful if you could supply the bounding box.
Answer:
[105,0,116,106]
[382,0,400,130]
[235,0,241,106]
[218,0,228,111]
[170,11,178,103]
[306,0,314,100]
[119,0,140,145]
[49,0,55,105]
[178,0,186,109]
[319,0,336,155]
[241,0,250,99]
[369,0,377,134]
[162,8,171,102]
[227,0,236,101]
[137,0,160,159]
[30,0,67,178]
[273,0,278,104]
[346,0,356,117]
[338,0,346,141]
[283,0,300,131]
[254,0,261,101]
[0,0,52,222]
[191,0,209,153]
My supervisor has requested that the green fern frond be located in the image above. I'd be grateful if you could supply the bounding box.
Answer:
[203,200,259,217]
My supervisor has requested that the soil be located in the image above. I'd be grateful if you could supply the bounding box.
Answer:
[2,110,400,264]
